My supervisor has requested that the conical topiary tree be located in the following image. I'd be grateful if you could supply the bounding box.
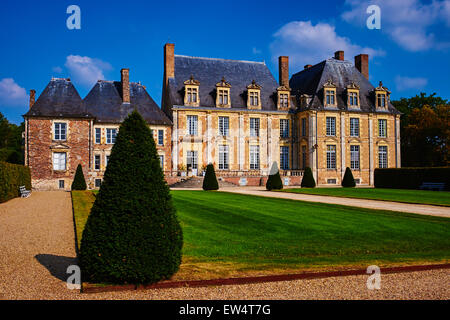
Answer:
[202,163,219,191]
[71,164,87,190]
[266,161,283,190]
[301,167,316,188]
[79,110,183,284]
[342,167,356,187]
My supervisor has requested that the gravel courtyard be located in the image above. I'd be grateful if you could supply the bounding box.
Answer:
[0,191,448,300]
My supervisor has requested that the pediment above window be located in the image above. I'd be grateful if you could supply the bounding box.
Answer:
[184,75,200,86]
[216,77,231,88]
[50,143,70,150]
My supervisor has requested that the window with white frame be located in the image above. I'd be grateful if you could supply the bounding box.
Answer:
[279,93,289,108]
[326,117,336,136]
[326,145,336,169]
[249,91,259,106]
[219,145,229,170]
[54,122,67,141]
[280,119,289,138]
[186,151,198,170]
[249,145,260,170]
[250,118,260,137]
[53,152,66,171]
[379,146,388,168]
[377,93,386,108]
[301,118,307,136]
[106,128,117,144]
[158,130,164,145]
[187,115,198,136]
[325,90,336,106]
[218,89,229,105]
[95,128,101,144]
[349,92,358,107]
[94,154,101,170]
[219,116,229,136]
[159,155,164,169]
[350,118,360,137]
[187,87,198,103]
[280,146,289,170]
[350,145,360,170]
[378,119,387,138]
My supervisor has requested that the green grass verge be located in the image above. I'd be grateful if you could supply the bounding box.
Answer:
[72,190,450,279]
[281,188,450,207]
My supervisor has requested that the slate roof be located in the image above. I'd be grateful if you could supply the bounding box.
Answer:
[84,81,172,125]
[168,55,280,111]
[24,78,92,118]
[289,58,400,114]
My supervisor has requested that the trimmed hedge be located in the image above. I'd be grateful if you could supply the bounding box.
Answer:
[71,164,87,190]
[341,167,356,188]
[0,161,31,203]
[266,162,283,191]
[301,167,316,188]
[202,164,219,191]
[374,167,450,190]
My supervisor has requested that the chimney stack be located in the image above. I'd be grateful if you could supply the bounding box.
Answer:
[121,68,130,104]
[355,54,369,80]
[304,64,312,70]
[29,90,36,109]
[334,51,344,61]
[164,43,175,86]
[278,56,289,87]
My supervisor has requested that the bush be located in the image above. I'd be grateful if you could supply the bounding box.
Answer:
[341,167,356,188]
[0,161,31,203]
[79,110,183,284]
[71,164,87,190]
[266,162,283,190]
[375,167,450,190]
[202,163,219,191]
[301,167,316,188]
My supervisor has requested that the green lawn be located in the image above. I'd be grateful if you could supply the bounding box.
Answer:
[281,188,450,206]
[72,190,450,279]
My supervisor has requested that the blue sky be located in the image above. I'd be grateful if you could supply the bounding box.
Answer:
[1,0,449,124]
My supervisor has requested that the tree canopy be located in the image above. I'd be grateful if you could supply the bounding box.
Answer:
[0,112,24,164]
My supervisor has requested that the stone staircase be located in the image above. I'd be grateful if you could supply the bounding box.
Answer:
[169,176,239,188]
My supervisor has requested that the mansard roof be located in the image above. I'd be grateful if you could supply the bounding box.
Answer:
[84,81,171,125]
[24,78,92,118]
[168,55,279,110]
[289,58,400,114]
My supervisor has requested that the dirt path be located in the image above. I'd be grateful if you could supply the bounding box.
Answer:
[219,187,450,218]
[0,191,448,300]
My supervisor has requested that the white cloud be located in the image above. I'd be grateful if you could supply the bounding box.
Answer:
[0,78,28,106]
[252,47,262,55]
[395,75,428,91]
[52,66,63,73]
[64,55,112,88]
[341,0,450,51]
[270,21,384,71]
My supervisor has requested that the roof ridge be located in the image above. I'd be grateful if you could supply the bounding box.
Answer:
[175,54,265,65]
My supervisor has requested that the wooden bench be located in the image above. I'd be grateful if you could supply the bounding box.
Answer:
[419,182,445,191]
[19,186,31,198]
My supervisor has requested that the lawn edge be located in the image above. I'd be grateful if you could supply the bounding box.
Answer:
[81,263,450,294]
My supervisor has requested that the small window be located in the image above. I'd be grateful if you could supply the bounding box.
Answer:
[187,115,198,136]
[301,146,307,169]
[159,155,164,170]
[280,146,289,170]
[54,123,67,141]
[326,117,336,136]
[219,145,229,170]
[327,179,337,184]
[301,118,307,136]
[95,179,102,188]
[158,130,164,145]
[354,178,361,185]
[218,89,229,105]
[250,145,260,170]
[219,117,229,136]
[94,155,101,170]
[349,92,359,107]
[325,90,336,106]
[377,93,386,108]
[379,146,388,168]
[59,180,65,189]
[350,118,360,137]
[53,152,66,171]
[250,118,260,137]
[350,145,360,170]
[106,128,117,144]
[280,93,289,108]
[378,119,387,138]
[186,151,198,170]
[280,119,289,138]
[105,155,110,168]
[95,128,101,144]
[187,87,198,103]
[249,91,259,106]
[326,145,336,169]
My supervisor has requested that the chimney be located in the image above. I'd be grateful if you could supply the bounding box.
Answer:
[278,56,289,87]
[121,68,130,103]
[334,50,344,61]
[355,54,369,80]
[29,90,36,109]
[304,64,312,70]
[164,43,175,86]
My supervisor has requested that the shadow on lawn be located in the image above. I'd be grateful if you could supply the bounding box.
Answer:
[35,254,78,282]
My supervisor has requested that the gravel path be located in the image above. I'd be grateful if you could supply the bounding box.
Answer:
[0,191,448,300]
[219,187,450,218]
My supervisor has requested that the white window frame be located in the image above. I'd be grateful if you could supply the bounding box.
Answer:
[218,116,229,136]
[379,119,387,138]
[249,145,260,170]
[250,118,260,137]
[159,155,164,170]
[377,93,386,108]
[280,93,289,108]
[280,119,289,138]
[350,145,360,170]
[379,146,388,168]
[158,129,164,145]
[349,92,358,107]
[325,90,336,106]
[218,89,229,105]
[94,154,101,171]
[53,152,66,171]
[106,128,117,144]
[187,115,198,136]
[187,87,198,103]
[249,91,259,106]
[186,151,198,170]
[280,146,289,170]
[95,128,101,144]
[219,145,229,170]
[54,122,67,141]
[326,117,336,136]
[350,118,360,137]
[326,145,336,169]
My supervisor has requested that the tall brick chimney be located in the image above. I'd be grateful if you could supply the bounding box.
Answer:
[121,68,130,104]
[29,89,36,109]
[355,54,369,80]
[278,56,289,87]
[334,51,344,61]
[164,43,175,86]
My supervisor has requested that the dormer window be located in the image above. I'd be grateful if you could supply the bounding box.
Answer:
[184,75,200,107]
[277,85,291,110]
[216,77,231,108]
[347,82,360,108]
[247,80,261,109]
[323,79,337,107]
[375,81,390,110]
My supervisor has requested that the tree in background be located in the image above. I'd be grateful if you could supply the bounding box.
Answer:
[71,164,87,190]
[392,93,449,167]
[341,167,356,188]
[202,163,219,191]
[0,112,24,165]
